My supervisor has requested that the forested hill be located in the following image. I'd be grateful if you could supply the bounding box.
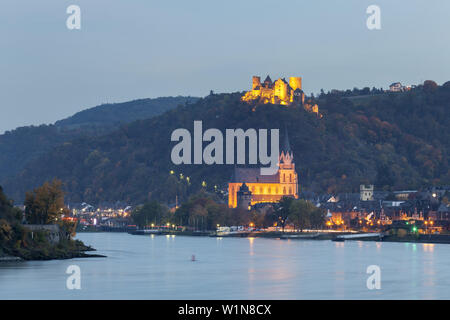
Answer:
[2,83,450,205]
[54,96,199,129]
[0,96,198,180]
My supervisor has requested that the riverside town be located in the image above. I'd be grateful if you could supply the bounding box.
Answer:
[2,0,450,304]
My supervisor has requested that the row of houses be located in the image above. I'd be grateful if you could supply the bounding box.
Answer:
[302,185,450,225]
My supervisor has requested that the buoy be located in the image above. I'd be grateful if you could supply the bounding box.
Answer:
[191,254,196,261]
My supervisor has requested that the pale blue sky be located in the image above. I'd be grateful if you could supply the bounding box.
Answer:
[1,0,449,132]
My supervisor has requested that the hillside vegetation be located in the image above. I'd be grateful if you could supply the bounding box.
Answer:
[0,96,197,180]
[2,84,449,205]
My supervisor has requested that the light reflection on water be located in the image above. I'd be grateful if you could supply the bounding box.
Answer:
[0,233,449,300]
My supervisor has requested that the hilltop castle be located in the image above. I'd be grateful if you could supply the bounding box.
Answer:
[241,75,305,106]
[228,130,298,209]
[241,75,320,115]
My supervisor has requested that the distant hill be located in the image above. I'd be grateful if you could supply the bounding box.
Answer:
[55,96,199,129]
[0,96,198,180]
[2,84,449,205]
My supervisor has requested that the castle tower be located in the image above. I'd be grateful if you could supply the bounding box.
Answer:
[289,77,302,91]
[360,185,374,201]
[263,75,273,88]
[274,78,289,103]
[252,76,261,90]
[237,183,252,210]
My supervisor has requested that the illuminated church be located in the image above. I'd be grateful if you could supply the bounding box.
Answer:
[228,131,299,209]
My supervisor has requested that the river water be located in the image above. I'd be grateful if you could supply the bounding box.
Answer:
[0,232,449,299]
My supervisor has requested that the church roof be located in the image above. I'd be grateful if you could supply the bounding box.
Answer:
[230,167,279,183]
[239,183,250,192]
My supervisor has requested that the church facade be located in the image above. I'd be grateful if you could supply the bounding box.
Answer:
[228,131,299,209]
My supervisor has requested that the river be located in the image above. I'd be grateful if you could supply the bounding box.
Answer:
[0,232,449,299]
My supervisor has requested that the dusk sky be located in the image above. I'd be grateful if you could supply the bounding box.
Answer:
[1,0,449,133]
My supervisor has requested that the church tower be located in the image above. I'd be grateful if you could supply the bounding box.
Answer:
[278,128,298,197]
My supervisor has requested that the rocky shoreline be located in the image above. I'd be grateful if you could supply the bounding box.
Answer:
[0,240,106,262]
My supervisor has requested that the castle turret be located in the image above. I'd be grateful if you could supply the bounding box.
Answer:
[263,75,273,88]
[252,76,261,90]
[237,183,252,210]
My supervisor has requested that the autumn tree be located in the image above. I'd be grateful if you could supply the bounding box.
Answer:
[24,179,66,224]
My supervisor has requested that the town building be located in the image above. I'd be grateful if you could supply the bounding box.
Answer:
[389,82,413,92]
[360,184,374,201]
[228,130,298,208]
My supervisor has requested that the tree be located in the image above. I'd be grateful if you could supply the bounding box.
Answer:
[289,200,310,231]
[423,80,438,93]
[309,207,326,230]
[288,199,326,231]
[24,179,66,224]
[131,200,169,228]
[0,186,21,222]
[274,196,295,232]
[375,163,394,190]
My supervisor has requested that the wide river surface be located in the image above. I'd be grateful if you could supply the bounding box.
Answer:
[1,232,449,299]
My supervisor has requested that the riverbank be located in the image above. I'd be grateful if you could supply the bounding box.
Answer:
[0,255,23,262]
[0,238,105,261]
[123,229,450,244]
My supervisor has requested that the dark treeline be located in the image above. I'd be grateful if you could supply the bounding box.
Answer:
[131,192,326,231]
[0,97,197,181]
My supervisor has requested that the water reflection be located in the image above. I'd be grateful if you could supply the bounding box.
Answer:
[0,233,449,299]
[248,237,255,256]
[422,243,434,253]
[334,242,345,248]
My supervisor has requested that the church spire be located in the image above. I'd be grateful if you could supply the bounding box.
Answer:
[281,125,292,154]
[280,126,294,164]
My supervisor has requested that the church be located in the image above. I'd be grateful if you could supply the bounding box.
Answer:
[228,130,299,209]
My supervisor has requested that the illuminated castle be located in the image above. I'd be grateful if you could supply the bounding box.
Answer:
[228,130,298,209]
[241,75,305,106]
[241,75,320,117]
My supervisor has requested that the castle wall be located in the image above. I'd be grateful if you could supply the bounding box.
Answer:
[289,77,302,91]
[274,79,288,102]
